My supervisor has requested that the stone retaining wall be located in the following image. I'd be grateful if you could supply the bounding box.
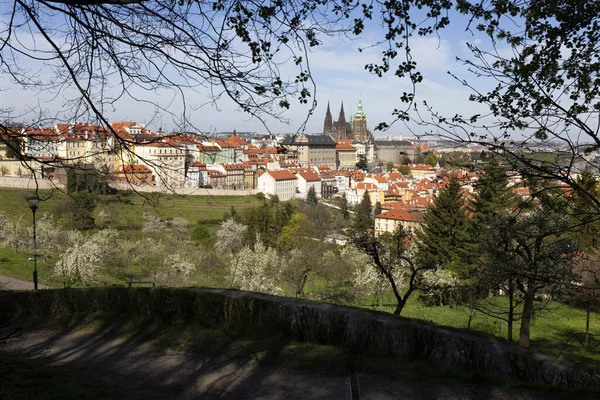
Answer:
[0,176,59,190]
[0,177,257,196]
[0,287,597,389]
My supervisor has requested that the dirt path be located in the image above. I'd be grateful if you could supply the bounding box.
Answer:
[3,326,349,399]
[0,274,49,290]
[1,323,589,400]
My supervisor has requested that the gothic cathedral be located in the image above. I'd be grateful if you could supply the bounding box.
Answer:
[323,101,372,141]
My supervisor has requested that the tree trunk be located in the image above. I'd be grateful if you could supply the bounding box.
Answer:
[519,291,535,347]
[585,304,591,348]
[507,279,514,343]
[393,298,406,315]
[296,270,310,299]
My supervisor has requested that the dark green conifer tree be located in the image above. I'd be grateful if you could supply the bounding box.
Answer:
[353,190,373,233]
[373,201,382,217]
[306,185,318,205]
[339,193,350,220]
[417,175,470,275]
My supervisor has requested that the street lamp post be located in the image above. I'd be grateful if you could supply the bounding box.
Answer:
[27,196,39,291]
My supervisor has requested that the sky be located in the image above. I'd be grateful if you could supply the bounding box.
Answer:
[0,3,500,137]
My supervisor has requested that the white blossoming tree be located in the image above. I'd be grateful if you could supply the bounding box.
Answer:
[215,218,247,254]
[1,216,27,254]
[54,230,111,288]
[142,212,167,237]
[352,226,432,316]
[232,240,281,295]
[170,217,189,242]
[215,218,247,288]
[350,245,406,308]
[157,253,196,287]
[35,213,63,263]
[420,269,459,307]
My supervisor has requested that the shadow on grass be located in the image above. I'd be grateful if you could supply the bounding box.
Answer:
[531,330,600,373]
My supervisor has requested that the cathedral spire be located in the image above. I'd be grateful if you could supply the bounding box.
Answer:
[323,101,332,135]
[338,102,346,126]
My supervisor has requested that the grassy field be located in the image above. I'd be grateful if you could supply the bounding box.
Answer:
[0,187,262,287]
[0,187,262,228]
[356,291,600,371]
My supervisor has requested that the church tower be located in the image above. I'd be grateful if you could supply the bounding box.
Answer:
[323,102,332,135]
[352,100,370,141]
[337,102,346,129]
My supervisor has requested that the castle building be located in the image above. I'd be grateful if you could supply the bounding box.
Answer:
[323,101,372,141]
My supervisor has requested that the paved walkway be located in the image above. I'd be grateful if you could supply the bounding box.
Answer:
[0,274,49,290]
[1,323,589,400]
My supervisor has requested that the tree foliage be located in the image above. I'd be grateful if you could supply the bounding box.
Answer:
[355,154,368,170]
[353,190,373,233]
[339,193,350,220]
[483,203,577,347]
[215,218,247,254]
[54,230,111,287]
[353,226,429,315]
[158,253,196,287]
[306,185,318,205]
[232,240,281,294]
[417,175,471,275]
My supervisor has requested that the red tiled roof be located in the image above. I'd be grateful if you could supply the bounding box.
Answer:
[115,164,152,174]
[356,182,377,190]
[336,141,356,150]
[297,171,320,182]
[225,134,248,147]
[266,170,297,181]
[376,208,425,223]
[214,139,235,148]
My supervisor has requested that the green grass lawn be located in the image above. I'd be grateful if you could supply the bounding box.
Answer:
[0,247,60,287]
[0,187,261,229]
[356,291,600,371]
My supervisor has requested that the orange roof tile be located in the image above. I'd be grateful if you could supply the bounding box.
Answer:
[266,170,297,181]
[297,171,320,182]
[376,208,425,223]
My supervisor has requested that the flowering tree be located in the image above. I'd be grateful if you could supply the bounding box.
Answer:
[215,218,247,254]
[232,240,281,295]
[157,253,196,287]
[35,213,63,263]
[215,218,247,288]
[1,216,27,254]
[420,269,459,307]
[350,245,403,307]
[142,212,167,237]
[54,230,111,287]
[170,217,189,242]
[352,226,431,315]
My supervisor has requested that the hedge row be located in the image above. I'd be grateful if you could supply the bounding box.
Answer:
[0,287,597,388]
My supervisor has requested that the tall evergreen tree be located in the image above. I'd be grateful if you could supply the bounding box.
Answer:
[471,158,516,217]
[373,201,382,217]
[339,193,350,220]
[466,157,519,273]
[353,191,373,233]
[66,169,77,194]
[571,170,600,250]
[356,154,368,170]
[417,175,470,275]
[306,185,318,204]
